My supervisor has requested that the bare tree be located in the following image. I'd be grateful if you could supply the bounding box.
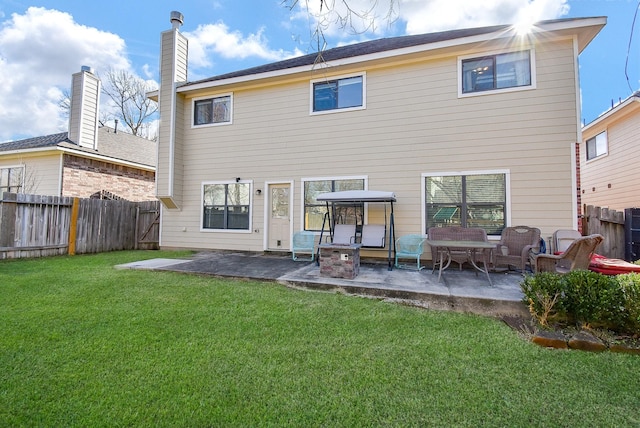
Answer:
[101,69,158,137]
[283,0,399,51]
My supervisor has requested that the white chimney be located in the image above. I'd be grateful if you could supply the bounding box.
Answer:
[156,11,188,210]
[68,66,101,150]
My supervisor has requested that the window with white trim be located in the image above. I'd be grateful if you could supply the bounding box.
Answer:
[312,75,364,113]
[194,95,232,126]
[202,182,250,230]
[586,131,607,160]
[461,50,532,94]
[425,173,506,235]
[0,166,24,194]
[303,178,365,231]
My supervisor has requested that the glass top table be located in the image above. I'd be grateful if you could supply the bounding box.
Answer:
[425,239,496,286]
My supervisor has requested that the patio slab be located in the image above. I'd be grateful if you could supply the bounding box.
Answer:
[117,251,529,318]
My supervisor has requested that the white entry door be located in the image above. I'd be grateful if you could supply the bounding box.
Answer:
[268,183,291,251]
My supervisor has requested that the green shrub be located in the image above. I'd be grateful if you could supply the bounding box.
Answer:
[616,273,640,333]
[521,270,639,334]
[521,272,568,325]
[562,270,624,329]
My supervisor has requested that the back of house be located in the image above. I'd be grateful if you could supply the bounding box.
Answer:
[154,13,605,259]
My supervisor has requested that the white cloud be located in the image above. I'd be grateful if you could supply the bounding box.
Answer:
[0,7,131,141]
[184,21,303,70]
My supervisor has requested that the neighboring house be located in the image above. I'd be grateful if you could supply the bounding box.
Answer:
[580,92,640,211]
[152,13,605,256]
[0,67,156,202]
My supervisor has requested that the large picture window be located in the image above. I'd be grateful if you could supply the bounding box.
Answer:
[0,166,24,194]
[425,173,506,235]
[202,182,250,230]
[312,75,364,113]
[194,95,232,126]
[303,178,365,231]
[461,51,532,94]
[586,131,607,160]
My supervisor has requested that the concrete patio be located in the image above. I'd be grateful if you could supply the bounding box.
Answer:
[117,251,529,318]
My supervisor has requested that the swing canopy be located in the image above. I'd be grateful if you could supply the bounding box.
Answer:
[316,190,396,203]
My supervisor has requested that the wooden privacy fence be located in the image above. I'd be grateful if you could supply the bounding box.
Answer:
[0,193,159,260]
[582,205,625,259]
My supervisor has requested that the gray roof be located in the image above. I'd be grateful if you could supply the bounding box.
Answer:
[0,127,156,168]
[184,17,589,88]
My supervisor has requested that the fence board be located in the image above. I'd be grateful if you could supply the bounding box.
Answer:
[0,193,159,259]
[582,205,625,259]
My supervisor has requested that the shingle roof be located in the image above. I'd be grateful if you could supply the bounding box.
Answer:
[184,17,587,88]
[0,127,156,168]
[0,132,69,151]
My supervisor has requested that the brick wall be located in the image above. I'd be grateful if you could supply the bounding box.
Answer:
[576,142,583,233]
[62,155,155,201]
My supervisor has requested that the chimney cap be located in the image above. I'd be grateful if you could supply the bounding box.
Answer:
[170,11,183,29]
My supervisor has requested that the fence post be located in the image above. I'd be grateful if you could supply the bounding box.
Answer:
[68,197,80,255]
[0,193,17,248]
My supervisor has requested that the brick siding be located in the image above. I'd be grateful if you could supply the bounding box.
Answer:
[62,155,155,201]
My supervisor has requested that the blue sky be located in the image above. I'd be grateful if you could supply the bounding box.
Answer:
[0,0,638,141]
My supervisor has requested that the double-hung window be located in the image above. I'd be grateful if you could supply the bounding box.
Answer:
[461,50,532,94]
[586,131,607,160]
[303,177,365,231]
[202,182,250,230]
[312,74,364,113]
[194,94,232,126]
[0,166,24,194]
[425,172,507,235]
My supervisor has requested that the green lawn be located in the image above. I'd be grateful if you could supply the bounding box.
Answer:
[1,251,639,427]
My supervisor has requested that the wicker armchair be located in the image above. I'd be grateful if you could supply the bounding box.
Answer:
[534,234,603,274]
[493,226,541,273]
[427,226,489,270]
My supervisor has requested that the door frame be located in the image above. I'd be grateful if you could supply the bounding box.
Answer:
[263,180,294,251]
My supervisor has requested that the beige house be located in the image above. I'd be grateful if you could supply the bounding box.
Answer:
[580,92,640,211]
[0,67,156,202]
[153,13,605,258]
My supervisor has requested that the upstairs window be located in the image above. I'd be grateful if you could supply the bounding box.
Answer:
[461,51,532,94]
[194,95,232,126]
[312,75,364,113]
[586,131,607,160]
[0,166,24,194]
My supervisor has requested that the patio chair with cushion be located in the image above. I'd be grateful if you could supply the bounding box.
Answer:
[553,229,582,253]
[360,224,386,248]
[395,234,426,270]
[292,231,316,261]
[330,224,356,245]
[493,226,541,273]
[534,234,604,274]
[427,226,489,270]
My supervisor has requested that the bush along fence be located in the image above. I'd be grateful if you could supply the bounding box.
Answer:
[0,192,159,260]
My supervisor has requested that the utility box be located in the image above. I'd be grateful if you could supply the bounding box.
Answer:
[624,208,640,262]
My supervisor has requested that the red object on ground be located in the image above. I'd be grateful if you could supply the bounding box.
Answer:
[589,254,640,275]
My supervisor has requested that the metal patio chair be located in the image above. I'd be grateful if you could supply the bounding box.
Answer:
[395,234,426,270]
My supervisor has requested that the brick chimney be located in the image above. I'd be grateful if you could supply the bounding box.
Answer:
[68,66,101,150]
[156,11,188,210]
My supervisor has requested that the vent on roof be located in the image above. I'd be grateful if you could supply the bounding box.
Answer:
[170,11,183,29]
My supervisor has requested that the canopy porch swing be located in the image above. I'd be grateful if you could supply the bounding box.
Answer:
[315,190,397,270]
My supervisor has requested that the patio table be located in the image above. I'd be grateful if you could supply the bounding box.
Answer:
[425,239,496,286]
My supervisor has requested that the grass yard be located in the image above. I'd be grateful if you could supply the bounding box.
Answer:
[1,251,639,427]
